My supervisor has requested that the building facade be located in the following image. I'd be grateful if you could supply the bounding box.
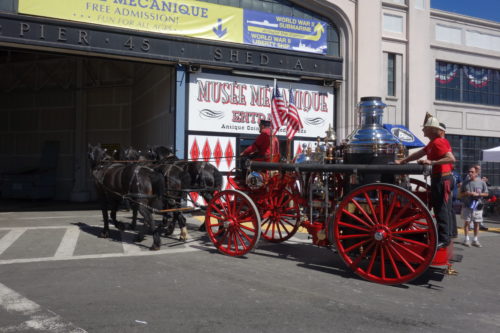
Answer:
[0,0,499,201]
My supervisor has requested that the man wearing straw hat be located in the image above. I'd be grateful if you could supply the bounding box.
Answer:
[396,113,456,248]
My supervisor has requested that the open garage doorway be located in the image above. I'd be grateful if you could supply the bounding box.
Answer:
[0,48,176,203]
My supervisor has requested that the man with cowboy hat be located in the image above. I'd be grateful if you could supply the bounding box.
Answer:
[396,113,456,248]
[240,119,280,162]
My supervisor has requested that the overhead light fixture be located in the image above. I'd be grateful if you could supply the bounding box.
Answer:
[231,70,301,82]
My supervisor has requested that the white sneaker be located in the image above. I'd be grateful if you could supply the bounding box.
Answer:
[472,240,482,248]
[463,240,471,247]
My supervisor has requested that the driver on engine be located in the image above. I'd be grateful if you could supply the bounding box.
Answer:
[240,119,280,162]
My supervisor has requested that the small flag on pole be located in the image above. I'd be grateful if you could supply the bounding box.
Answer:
[286,88,303,140]
[270,81,287,135]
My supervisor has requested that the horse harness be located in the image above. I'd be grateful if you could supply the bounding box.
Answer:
[92,162,161,211]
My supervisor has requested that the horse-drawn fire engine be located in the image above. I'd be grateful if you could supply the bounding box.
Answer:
[203,96,453,285]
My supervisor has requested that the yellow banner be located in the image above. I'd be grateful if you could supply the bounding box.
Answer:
[18,0,243,43]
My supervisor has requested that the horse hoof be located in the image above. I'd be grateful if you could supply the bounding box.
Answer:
[99,232,109,238]
[149,245,160,251]
[134,236,144,243]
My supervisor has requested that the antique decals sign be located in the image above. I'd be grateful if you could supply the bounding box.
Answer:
[188,73,334,138]
[18,0,328,54]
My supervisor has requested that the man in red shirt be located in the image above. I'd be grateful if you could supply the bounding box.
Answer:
[240,119,280,162]
[396,113,456,248]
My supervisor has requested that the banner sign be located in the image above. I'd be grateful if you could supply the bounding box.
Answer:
[18,0,243,42]
[18,0,328,55]
[188,73,334,139]
[244,10,327,54]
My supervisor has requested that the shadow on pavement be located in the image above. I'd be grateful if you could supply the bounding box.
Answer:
[0,198,100,212]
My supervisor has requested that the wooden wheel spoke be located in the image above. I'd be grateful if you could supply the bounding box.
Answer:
[237,227,253,243]
[390,213,423,230]
[366,244,379,276]
[279,217,296,228]
[392,241,426,263]
[211,204,227,219]
[274,221,284,239]
[392,236,429,248]
[393,229,429,235]
[384,245,402,279]
[343,238,371,253]
[234,230,245,250]
[363,192,379,225]
[229,193,237,214]
[206,216,224,227]
[238,223,258,233]
[213,228,225,237]
[350,199,376,226]
[379,246,386,280]
[262,218,272,234]
[378,189,384,225]
[341,209,373,229]
[412,220,431,227]
[279,195,293,207]
[217,229,229,245]
[387,204,410,226]
[338,221,371,233]
[388,244,416,273]
[384,192,399,225]
[339,233,371,240]
[350,241,376,269]
[225,230,233,250]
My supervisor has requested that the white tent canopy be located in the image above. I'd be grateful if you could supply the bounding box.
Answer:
[482,146,500,162]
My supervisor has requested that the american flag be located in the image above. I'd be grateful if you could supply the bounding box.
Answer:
[270,82,287,135]
[286,88,303,140]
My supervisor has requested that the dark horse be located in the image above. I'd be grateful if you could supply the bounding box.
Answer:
[88,143,165,250]
[147,145,223,238]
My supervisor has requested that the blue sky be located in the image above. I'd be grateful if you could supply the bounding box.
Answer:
[431,0,500,23]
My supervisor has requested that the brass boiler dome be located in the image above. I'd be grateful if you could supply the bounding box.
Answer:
[346,96,400,154]
[345,96,402,186]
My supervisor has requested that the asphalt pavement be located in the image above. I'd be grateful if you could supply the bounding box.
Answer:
[0,200,499,332]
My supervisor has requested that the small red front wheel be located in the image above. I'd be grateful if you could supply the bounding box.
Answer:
[259,188,301,243]
[205,190,261,256]
[334,183,437,285]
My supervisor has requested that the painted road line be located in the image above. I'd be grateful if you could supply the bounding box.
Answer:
[0,282,87,332]
[0,225,103,231]
[0,242,205,266]
[54,227,80,258]
[0,228,27,256]
[120,230,142,254]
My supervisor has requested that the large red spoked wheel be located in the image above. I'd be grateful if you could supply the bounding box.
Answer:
[259,188,301,242]
[334,183,437,284]
[205,190,261,256]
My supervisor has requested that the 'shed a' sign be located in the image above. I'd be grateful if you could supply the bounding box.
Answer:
[188,73,334,139]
